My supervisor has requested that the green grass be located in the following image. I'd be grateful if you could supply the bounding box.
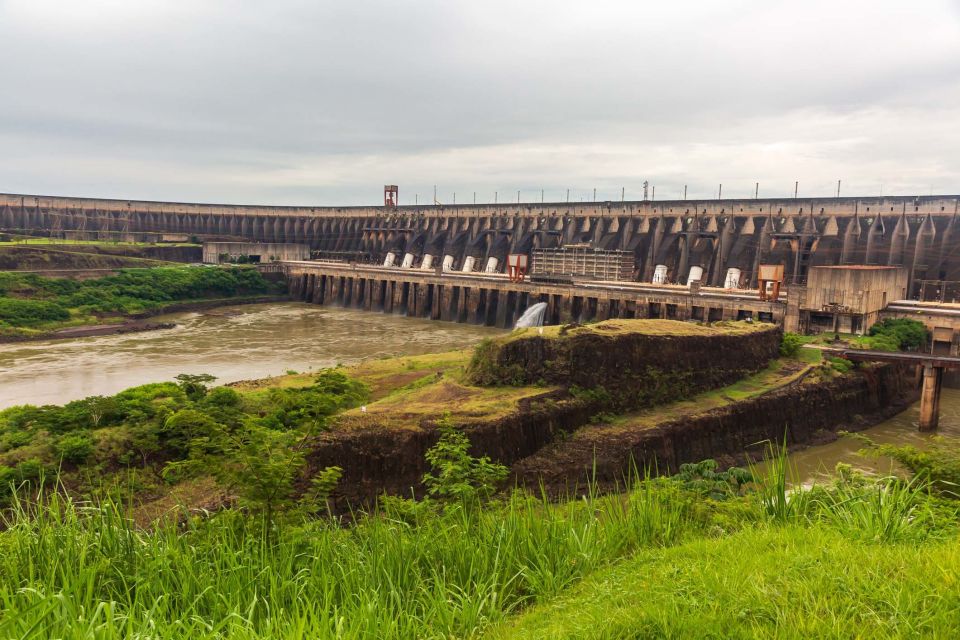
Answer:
[600,352,815,431]
[504,318,770,343]
[1,461,957,639]
[486,524,960,639]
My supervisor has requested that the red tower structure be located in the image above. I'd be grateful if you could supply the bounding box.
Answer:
[384,185,398,208]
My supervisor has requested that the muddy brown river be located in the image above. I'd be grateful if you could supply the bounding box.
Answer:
[0,303,503,409]
[781,387,960,484]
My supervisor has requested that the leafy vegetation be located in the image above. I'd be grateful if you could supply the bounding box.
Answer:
[0,266,282,335]
[778,330,804,356]
[854,317,929,352]
[422,415,509,506]
[0,369,368,511]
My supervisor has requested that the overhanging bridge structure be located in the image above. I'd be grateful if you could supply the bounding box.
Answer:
[827,349,960,430]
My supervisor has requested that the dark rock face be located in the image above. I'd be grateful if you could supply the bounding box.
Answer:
[468,323,782,410]
[512,363,919,493]
[310,364,917,510]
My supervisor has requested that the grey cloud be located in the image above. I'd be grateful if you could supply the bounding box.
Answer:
[0,0,958,204]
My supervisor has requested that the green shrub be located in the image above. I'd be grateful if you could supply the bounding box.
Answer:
[827,356,854,373]
[779,332,804,357]
[869,318,928,351]
[422,416,508,505]
[54,432,95,464]
[0,298,69,327]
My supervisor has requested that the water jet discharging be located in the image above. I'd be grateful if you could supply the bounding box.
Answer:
[515,302,548,329]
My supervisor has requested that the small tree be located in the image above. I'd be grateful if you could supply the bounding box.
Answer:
[174,373,217,401]
[422,416,508,507]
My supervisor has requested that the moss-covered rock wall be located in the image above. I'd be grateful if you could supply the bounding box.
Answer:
[468,320,782,412]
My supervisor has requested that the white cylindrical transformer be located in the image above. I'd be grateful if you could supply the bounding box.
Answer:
[420,254,434,270]
[687,265,704,286]
[653,264,668,284]
[441,255,455,271]
[484,257,499,273]
[724,267,742,289]
[461,256,476,272]
[383,252,396,268]
[401,253,415,268]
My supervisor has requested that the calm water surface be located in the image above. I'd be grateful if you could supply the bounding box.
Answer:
[0,303,503,409]
[783,388,960,484]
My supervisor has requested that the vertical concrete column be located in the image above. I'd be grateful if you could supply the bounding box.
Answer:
[364,279,374,310]
[471,289,487,325]
[495,290,510,328]
[383,281,395,313]
[313,275,325,304]
[597,298,611,321]
[439,286,453,322]
[457,287,470,323]
[919,364,943,431]
[431,284,443,320]
[352,278,363,308]
[559,295,573,323]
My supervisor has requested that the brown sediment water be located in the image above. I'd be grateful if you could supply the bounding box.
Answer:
[0,302,503,409]
[775,388,960,484]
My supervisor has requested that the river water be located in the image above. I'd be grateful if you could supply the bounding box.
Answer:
[0,303,503,409]
[784,388,960,484]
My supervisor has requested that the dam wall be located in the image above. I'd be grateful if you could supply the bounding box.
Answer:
[280,261,786,329]
[3,192,959,293]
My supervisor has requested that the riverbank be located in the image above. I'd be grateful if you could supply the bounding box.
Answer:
[0,265,285,342]
[0,303,502,409]
[0,294,290,343]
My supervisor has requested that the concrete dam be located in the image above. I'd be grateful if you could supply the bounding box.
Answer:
[3,192,959,293]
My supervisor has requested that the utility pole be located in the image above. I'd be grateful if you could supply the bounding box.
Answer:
[652,185,656,201]
[517,190,520,204]
[794,181,798,198]
[566,188,570,203]
[837,180,841,198]
[755,182,759,199]
[593,187,596,201]
[621,187,625,202]
[453,192,456,205]
[683,185,687,200]
[415,194,419,205]
[718,183,722,199]
[473,192,476,204]
[541,189,544,203]
[495,191,498,204]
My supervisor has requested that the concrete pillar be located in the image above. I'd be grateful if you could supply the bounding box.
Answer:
[919,364,943,431]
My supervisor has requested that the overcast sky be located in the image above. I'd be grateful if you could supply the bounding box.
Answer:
[1,0,959,205]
